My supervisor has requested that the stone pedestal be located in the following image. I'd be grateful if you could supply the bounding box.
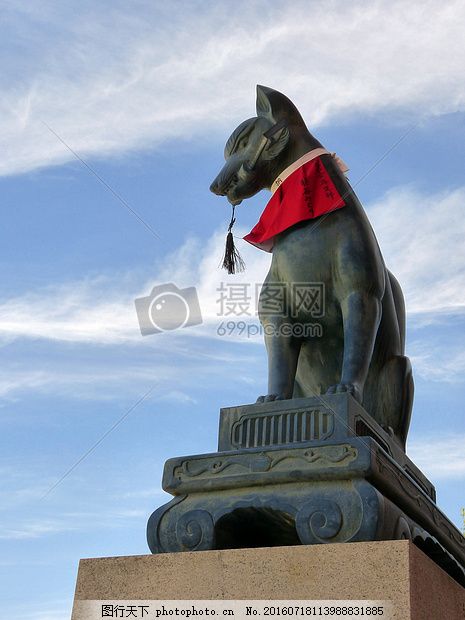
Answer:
[147,394,465,585]
[72,540,465,620]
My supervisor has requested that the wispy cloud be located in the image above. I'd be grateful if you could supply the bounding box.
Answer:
[1,183,464,349]
[0,519,76,540]
[0,229,269,346]
[368,186,465,318]
[0,278,139,345]
[1,0,465,176]
[410,341,465,383]
[0,184,463,403]
[0,366,162,401]
[0,263,265,402]
[118,487,169,500]
[0,507,149,541]
[409,434,465,479]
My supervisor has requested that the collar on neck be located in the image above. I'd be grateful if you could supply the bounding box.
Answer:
[271,148,349,194]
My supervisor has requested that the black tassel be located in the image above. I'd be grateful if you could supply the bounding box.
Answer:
[221,205,245,274]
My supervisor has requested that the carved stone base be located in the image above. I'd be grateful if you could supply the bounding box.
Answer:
[147,394,465,586]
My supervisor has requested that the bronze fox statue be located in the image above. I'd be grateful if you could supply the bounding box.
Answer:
[210,85,413,450]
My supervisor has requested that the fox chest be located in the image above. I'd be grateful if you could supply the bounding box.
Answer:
[262,223,343,326]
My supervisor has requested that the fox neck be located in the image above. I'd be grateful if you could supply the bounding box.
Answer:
[266,130,323,189]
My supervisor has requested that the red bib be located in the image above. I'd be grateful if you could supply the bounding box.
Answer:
[243,156,346,252]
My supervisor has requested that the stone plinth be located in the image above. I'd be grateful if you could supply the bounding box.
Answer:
[72,540,465,620]
[147,395,465,584]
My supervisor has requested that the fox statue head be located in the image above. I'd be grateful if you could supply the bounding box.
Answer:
[210,85,322,205]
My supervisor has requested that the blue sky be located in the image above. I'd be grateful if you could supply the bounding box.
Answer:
[1,1,465,618]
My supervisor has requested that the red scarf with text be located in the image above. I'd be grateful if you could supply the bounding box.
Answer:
[244,156,346,252]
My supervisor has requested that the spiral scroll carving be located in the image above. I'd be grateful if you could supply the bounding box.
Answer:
[175,509,214,551]
[394,515,411,540]
[296,498,343,544]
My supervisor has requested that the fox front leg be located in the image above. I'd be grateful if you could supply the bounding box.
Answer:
[256,315,301,403]
[326,291,382,402]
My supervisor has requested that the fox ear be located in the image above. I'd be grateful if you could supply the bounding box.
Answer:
[256,85,289,159]
[256,85,276,121]
[256,84,307,129]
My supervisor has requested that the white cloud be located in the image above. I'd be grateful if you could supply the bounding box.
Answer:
[0,366,168,401]
[0,507,149,541]
[0,228,269,346]
[2,0,465,175]
[368,186,465,317]
[0,519,75,540]
[0,183,463,399]
[1,183,464,349]
[410,342,465,383]
[0,278,138,345]
[157,390,197,405]
[408,435,465,479]
[0,356,257,403]
[0,234,269,401]
[0,370,54,399]
[119,487,168,500]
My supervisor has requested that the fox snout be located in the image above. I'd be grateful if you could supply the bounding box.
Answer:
[210,157,264,207]
[209,172,239,196]
[209,178,222,195]
[209,154,247,206]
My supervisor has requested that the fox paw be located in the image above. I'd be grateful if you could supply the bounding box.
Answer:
[326,383,362,402]
[256,394,285,403]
